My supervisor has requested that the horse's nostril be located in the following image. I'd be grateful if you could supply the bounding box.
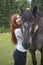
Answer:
[28,42,30,46]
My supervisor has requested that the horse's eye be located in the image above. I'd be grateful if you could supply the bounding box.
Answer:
[29,27,31,32]
[23,27,25,32]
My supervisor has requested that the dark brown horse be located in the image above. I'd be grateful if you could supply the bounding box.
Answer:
[20,5,43,65]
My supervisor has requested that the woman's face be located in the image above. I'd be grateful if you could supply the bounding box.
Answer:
[16,15,21,25]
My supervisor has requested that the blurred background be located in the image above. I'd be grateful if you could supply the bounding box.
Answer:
[0,0,43,33]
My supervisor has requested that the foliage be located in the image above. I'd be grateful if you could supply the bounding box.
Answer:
[0,0,43,33]
[0,0,30,33]
[31,0,43,16]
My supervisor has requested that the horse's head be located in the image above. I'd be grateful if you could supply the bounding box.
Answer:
[21,22,39,50]
[20,5,40,50]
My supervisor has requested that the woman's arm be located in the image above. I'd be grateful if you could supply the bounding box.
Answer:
[14,29,23,40]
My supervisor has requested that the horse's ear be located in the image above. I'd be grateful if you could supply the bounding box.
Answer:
[20,7,24,15]
[32,5,37,17]
[33,5,37,14]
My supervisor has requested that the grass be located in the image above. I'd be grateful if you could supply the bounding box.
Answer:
[0,33,41,65]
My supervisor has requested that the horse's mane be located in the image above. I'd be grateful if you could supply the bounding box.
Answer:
[10,14,20,44]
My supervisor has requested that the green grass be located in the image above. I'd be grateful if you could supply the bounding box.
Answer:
[0,33,41,65]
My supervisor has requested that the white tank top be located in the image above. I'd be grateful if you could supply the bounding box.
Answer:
[14,28,27,52]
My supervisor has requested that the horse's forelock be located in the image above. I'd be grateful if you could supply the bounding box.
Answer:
[21,10,36,24]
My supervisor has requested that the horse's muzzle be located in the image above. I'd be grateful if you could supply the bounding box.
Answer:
[22,42,30,50]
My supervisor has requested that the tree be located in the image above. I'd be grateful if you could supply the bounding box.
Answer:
[31,0,43,16]
[0,0,30,33]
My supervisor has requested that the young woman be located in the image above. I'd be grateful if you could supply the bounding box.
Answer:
[10,14,27,65]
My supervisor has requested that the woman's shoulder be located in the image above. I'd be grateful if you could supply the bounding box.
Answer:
[15,28,21,32]
[14,28,22,35]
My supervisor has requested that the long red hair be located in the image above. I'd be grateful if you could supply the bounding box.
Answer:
[10,14,21,44]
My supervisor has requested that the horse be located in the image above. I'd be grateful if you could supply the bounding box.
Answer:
[20,5,43,65]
